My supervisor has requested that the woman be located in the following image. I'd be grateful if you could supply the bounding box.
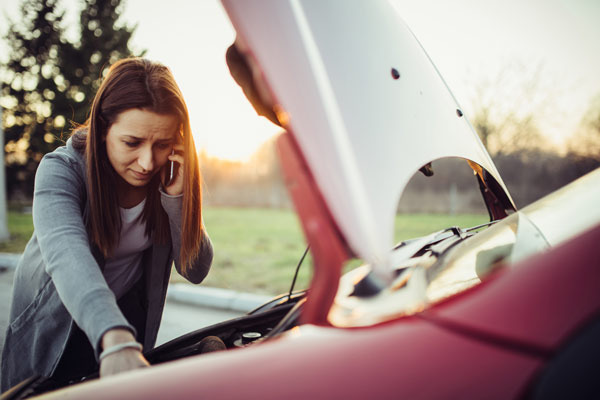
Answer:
[0,58,213,390]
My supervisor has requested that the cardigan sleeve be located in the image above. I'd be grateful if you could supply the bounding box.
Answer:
[33,150,135,358]
[159,189,213,284]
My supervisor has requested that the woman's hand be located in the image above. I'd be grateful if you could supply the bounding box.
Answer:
[100,328,149,378]
[164,143,184,196]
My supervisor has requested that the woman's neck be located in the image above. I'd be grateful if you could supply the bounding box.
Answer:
[115,178,147,209]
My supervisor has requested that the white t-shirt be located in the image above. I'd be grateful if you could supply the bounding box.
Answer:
[103,199,152,299]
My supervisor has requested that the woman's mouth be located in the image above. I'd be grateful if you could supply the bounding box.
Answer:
[131,170,153,180]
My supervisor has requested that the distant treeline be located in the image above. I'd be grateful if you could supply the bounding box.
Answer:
[200,139,600,213]
[493,151,599,208]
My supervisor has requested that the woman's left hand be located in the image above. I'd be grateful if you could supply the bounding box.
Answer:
[100,329,149,378]
[164,143,184,196]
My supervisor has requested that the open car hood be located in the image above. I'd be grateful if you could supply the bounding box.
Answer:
[222,0,515,270]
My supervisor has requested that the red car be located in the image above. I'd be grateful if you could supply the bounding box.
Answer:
[3,0,600,398]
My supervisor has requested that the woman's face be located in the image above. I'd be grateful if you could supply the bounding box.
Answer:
[105,108,179,188]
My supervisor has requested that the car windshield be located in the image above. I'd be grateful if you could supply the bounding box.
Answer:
[426,211,549,303]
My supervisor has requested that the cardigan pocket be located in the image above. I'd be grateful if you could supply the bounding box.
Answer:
[2,280,72,391]
[9,278,54,333]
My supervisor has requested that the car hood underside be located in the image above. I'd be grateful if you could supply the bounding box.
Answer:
[222,0,514,270]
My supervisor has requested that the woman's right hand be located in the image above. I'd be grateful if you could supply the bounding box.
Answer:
[99,328,150,378]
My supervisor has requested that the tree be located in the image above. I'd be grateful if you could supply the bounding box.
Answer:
[0,106,8,241]
[1,0,66,198]
[0,0,144,198]
[467,62,556,156]
[59,0,145,124]
[568,94,600,161]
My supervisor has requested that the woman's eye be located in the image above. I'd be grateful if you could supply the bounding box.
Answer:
[156,143,170,150]
[124,141,140,148]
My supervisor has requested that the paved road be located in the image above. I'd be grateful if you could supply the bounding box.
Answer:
[0,267,14,365]
[0,267,242,377]
[157,296,241,345]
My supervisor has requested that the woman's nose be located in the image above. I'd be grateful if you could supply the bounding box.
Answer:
[138,147,154,172]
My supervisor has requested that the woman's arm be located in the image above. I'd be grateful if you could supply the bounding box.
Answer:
[33,150,135,357]
[160,190,213,284]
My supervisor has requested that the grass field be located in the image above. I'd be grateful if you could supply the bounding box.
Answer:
[0,207,488,295]
[0,211,36,253]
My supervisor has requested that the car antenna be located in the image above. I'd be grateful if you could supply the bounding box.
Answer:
[288,245,310,301]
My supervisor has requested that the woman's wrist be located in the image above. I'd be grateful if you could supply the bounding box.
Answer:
[101,328,136,350]
[159,184,183,198]
[100,341,143,362]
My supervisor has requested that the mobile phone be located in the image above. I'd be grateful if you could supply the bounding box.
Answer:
[169,149,175,181]
[166,149,179,186]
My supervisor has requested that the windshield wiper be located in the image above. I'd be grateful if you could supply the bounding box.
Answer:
[353,224,490,298]
[465,220,499,232]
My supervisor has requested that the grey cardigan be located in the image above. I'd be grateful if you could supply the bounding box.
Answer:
[0,138,213,391]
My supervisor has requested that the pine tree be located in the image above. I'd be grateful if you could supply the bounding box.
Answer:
[0,0,144,198]
[59,0,145,126]
[1,0,65,197]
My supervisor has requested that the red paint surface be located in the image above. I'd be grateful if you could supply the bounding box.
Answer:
[275,132,350,325]
[43,317,541,400]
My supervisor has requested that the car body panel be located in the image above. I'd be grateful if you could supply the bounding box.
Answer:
[38,315,542,400]
[275,133,350,324]
[517,168,600,246]
[221,0,514,270]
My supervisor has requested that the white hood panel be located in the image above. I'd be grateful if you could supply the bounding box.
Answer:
[222,0,512,267]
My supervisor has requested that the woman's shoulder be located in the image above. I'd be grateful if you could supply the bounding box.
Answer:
[69,129,87,154]
[42,131,86,166]
[38,132,87,184]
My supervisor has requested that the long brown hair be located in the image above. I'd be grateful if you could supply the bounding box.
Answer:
[73,58,204,274]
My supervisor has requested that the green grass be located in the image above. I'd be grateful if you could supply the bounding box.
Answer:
[0,207,488,295]
[192,207,312,295]
[0,211,34,253]
[173,208,488,295]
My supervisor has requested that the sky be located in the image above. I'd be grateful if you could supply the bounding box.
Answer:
[1,0,599,160]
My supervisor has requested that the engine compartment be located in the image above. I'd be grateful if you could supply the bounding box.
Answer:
[2,293,305,400]
[148,293,304,364]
